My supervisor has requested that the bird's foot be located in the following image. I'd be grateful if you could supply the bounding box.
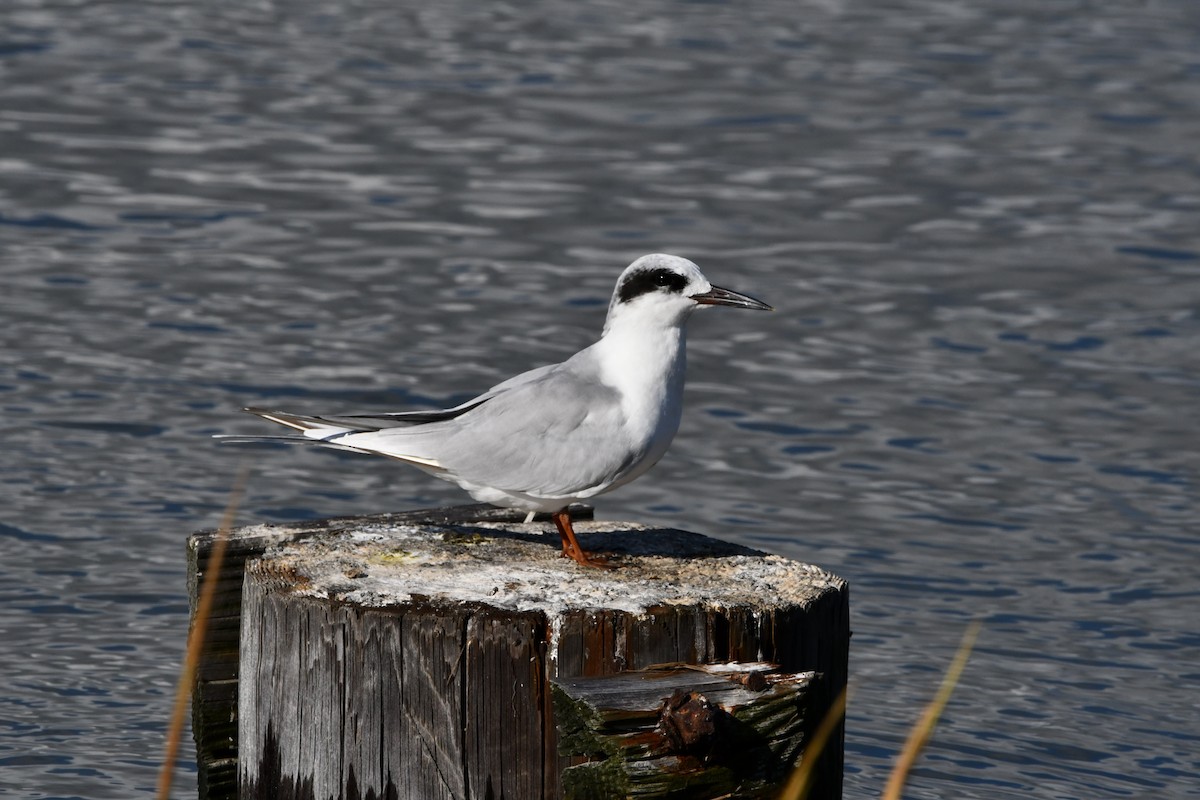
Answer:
[559,544,614,569]
[552,508,614,569]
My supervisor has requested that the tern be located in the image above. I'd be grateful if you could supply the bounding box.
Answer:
[219,254,771,567]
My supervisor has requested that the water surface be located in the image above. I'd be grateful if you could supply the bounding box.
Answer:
[2,1,1198,797]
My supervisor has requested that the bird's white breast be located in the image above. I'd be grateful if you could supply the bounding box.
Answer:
[591,321,687,476]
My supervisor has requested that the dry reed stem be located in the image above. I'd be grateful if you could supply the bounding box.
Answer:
[880,619,982,800]
[777,685,850,800]
[778,619,980,800]
[155,465,248,800]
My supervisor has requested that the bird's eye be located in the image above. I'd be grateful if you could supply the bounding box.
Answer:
[616,266,688,303]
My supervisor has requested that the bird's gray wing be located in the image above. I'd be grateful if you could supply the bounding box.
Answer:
[341,360,640,498]
[477,361,559,394]
[219,363,564,455]
[298,363,560,427]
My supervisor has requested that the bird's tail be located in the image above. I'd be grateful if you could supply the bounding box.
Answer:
[242,406,373,436]
[213,406,453,470]
[212,407,378,452]
[212,432,373,454]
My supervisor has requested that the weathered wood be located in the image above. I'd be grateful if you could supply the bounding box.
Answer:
[187,504,593,800]
[227,511,848,800]
[553,663,817,799]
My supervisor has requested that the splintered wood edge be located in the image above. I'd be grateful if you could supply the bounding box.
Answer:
[552,664,820,714]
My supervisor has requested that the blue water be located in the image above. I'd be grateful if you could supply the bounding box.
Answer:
[2,1,1199,797]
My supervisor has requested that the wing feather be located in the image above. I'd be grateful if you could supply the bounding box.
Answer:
[339,362,636,497]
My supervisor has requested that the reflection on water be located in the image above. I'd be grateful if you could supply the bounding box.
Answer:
[3,0,1199,797]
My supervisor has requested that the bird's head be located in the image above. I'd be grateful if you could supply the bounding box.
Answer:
[603,254,771,335]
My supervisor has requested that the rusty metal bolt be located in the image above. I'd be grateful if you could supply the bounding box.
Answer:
[656,689,721,757]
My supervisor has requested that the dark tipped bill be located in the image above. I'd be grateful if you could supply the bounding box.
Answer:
[692,284,773,311]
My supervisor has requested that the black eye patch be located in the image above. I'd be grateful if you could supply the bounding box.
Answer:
[617,268,689,303]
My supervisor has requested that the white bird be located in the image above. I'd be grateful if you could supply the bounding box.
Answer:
[219,254,771,567]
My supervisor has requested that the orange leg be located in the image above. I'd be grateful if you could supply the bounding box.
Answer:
[552,509,606,568]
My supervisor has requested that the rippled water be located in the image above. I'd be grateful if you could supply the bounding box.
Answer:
[3,1,1199,798]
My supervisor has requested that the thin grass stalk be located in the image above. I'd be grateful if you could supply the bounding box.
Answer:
[776,685,849,800]
[155,465,248,800]
[880,620,982,800]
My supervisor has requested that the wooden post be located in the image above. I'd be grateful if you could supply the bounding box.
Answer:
[188,505,848,800]
[187,504,574,799]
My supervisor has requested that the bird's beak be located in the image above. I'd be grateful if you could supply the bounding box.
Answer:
[692,285,773,311]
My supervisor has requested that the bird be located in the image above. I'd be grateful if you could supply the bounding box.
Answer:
[218,254,771,567]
